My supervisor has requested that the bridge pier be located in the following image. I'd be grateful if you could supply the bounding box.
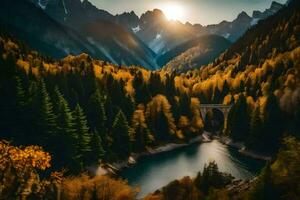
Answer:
[199,104,233,128]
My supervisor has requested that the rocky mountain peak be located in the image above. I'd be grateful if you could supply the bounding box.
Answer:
[271,1,283,9]
[237,11,251,20]
[140,9,166,24]
[252,10,263,18]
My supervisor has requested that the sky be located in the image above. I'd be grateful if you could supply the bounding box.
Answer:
[90,0,287,25]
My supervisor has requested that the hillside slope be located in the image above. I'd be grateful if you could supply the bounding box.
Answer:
[0,0,158,70]
[160,35,231,72]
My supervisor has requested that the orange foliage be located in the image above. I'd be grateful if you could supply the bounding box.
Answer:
[0,140,51,172]
[0,140,52,199]
[60,174,137,200]
[146,95,176,136]
[16,59,30,73]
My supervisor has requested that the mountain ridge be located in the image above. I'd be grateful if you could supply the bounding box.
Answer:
[162,35,231,72]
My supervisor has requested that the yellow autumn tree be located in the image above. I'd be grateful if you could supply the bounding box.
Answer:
[59,174,137,200]
[146,95,176,140]
[0,140,52,199]
[131,104,154,151]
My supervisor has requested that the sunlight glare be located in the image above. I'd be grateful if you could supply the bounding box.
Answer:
[161,2,185,21]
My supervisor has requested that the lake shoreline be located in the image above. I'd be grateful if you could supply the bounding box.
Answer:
[96,133,205,175]
[201,132,271,161]
[95,132,270,176]
[217,136,272,161]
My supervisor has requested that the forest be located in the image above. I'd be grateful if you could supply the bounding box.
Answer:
[0,0,300,199]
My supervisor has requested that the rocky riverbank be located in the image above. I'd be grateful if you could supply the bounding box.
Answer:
[218,136,272,161]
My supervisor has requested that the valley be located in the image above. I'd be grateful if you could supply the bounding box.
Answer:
[0,0,300,199]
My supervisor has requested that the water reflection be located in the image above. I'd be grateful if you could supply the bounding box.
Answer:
[120,140,265,198]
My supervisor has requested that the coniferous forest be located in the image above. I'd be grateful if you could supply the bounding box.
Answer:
[0,0,300,199]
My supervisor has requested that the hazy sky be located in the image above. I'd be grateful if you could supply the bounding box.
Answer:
[90,0,287,25]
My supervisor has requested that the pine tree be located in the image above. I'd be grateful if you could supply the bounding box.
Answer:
[111,110,131,158]
[226,94,250,141]
[73,104,92,167]
[53,87,77,168]
[89,129,105,164]
[13,76,28,142]
[148,72,163,96]
[132,71,151,104]
[35,80,58,148]
[131,108,153,151]
[87,89,107,136]
[15,76,26,108]
[179,92,192,118]
[146,95,176,141]
[212,86,221,103]
[196,162,232,194]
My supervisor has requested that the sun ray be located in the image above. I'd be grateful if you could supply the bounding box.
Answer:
[161,2,185,21]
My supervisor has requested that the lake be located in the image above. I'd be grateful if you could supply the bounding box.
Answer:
[119,140,265,198]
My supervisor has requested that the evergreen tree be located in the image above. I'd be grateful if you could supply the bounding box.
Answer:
[111,110,131,159]
[133,71,151,104]
[148,72,163,96]
[195,161,232,194]
[226,94,250,141]
[35,80,58,148]
[73,104,92,168]
[146,95,176,141]
[15,76,26,108]
[179,92,192,118]
[13,76,28,142]
[87,89,107,136]
[53,87,77,169]
[212,86,221,104]
[89,129,105,164]
[104,95,115,131]
[131,108,153,151]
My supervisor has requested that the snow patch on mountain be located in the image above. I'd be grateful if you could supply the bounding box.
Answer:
[251,18,260,26]
[62,0,68,15]
[132,25,141,33]
[149,34,166,54]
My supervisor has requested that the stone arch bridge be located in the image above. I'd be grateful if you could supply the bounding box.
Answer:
[199,104,233,122]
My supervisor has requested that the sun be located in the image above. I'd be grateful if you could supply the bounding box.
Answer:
[161,3,185,21]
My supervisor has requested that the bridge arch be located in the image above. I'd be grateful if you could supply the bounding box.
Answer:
[199,104,233,125]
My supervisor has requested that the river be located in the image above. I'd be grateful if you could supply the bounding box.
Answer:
[119,140,265,198]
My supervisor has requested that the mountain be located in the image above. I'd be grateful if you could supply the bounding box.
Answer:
[205,11,253,42]
[0,0,94,58]
[1,0,158,70]
[205,1,284,42]
[1,0,284,70]
[54,0,159,69]
[209,0,298,71]
[157,35,231,68]
[252,1,284,19]
[115,1,283,54]
[161,35,231,72]
[117,9,205,55]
